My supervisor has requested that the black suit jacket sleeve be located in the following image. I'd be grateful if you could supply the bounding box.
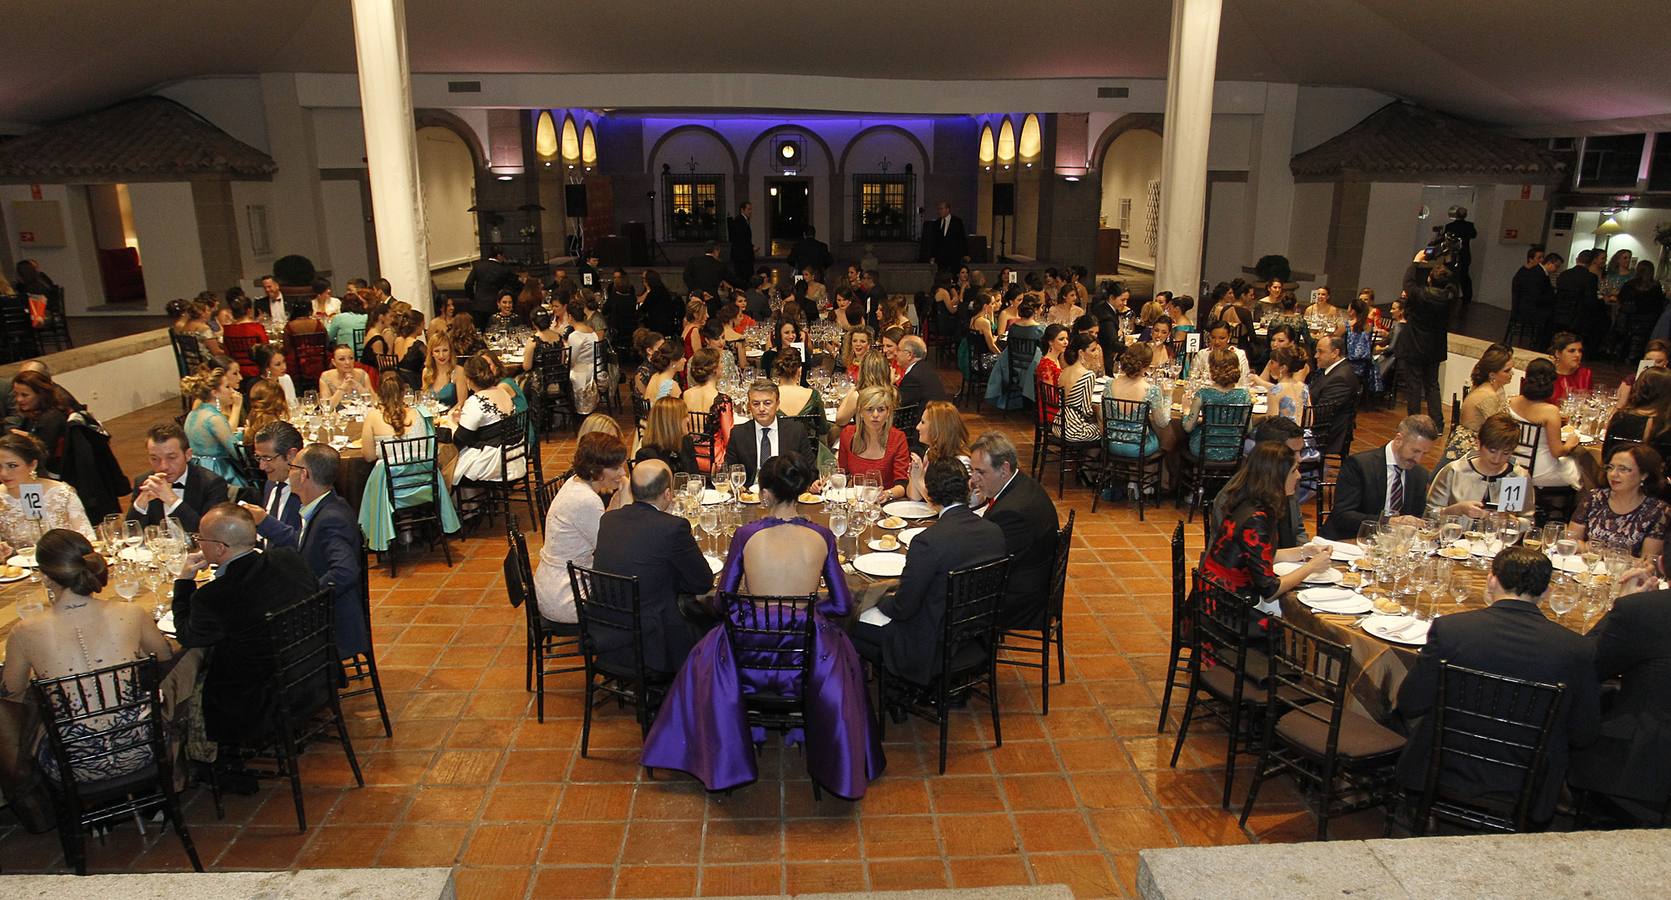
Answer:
[1397,616,1445,721]
[314,507,361,598]
[723,422,752,475]
[1324,452,1379,540]
[879,530,936,624]
[668,518,716,596]
[1593,595,1653,680]
[171,578,227,649]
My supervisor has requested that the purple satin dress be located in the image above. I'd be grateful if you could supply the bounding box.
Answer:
[641,516,886,799]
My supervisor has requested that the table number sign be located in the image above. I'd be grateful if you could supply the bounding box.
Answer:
[19,483,44,520]
[1185,331,1201,356]
[1496,476,1528,513]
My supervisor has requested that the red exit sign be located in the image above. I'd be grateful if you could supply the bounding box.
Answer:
[18,230,35,243]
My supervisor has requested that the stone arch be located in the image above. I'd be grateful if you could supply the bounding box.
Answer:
[1089,113,1164,173]
[740,125,837,179]
[413,108,486,170]
[645,124,741,177]
[836,124,931,176]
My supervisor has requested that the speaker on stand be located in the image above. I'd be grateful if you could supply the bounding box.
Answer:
[563,183,589,257]
[992,182,1015,261]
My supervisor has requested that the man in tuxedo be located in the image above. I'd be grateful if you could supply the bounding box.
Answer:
[172,503,319,748]
[728,201,756,283]
[464,247,519,320]
[1090,282,1132,370]
[126,423,228,533]
[851,458,1007,685]
[248,443,368,658]
[1308,334,1361,430]
[926,201,969,274]
[1509,246,1552,346]
[1320,415,1437,540]
[969,433,1059,629]
[591,460,715,675]
[894,336,948,410]
[787,226,833,275]
[723,381,810,485]
[1402,253,1458,430]
[240,422,304,542]
[1395,547,1600,825]
[682,241,728,300]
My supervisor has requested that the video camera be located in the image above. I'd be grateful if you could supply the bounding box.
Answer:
[1422,226,1464,266]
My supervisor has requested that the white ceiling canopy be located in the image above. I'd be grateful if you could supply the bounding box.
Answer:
[5,0,1668,132]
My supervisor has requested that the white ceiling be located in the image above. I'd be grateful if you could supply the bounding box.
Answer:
[7,0,1669,131]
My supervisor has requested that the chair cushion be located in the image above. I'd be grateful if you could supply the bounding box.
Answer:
[1276,708,1406,760]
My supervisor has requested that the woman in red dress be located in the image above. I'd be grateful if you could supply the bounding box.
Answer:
[836,384,910,500]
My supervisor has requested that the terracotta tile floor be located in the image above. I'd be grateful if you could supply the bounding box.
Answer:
[0,371,1426,897]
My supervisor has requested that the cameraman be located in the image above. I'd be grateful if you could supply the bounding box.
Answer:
[1402,250,1459,430]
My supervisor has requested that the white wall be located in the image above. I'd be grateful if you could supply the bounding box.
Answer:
[1292,86,1396,155]
[1286,182,1335,275]
[1358,182,1425,303]
[54,344,180,422]
[1,184,103,315]
[1204,180,1249,285]
[155,77,270,153]
[415,125,476,267]
[126,182,206,313]
[229,180,276,291]
[312,107,370,169]
[1099,129,1163,267]
[319,180,371,284]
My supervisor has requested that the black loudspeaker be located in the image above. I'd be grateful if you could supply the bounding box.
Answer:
[594,235,629,267]
[992,183,1015,217]
[564,183,589,213]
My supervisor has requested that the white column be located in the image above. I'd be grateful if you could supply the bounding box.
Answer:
[1154,0,1223,297]
[350,0,430,314]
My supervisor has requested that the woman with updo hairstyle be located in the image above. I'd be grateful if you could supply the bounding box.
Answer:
[1441,342,1515,464]
[534,431,629,624]
[643,445,884,798]
[1508,357,1587,489]
[240,379,290,452]
[1100,341,1171,464]
[360,374,461,549]
[181,366,249,487]
[773,352,831,466]
[448,353,523,487]
[1266,345,1311,425]
[392,308,427,389]
[1056,332,1104,442]
[683,347,733,474]
[2,529,174,783]
[643,344,685,402]
[986,293,1046,411]
[681,298,709,359]
[0,433,95,556]
[1182,348,1253,461]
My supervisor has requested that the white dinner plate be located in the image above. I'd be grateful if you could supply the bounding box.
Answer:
[882,500,937,520]
[156,612,176,637]
[796,492,824,504]
[5,553,37,569]
[1310,539,1365,562]
[1550,554,1600,575]
[1252,401,1269,415]
[875,516,910,530]
[867,537,905,552]
[118,547,155,564]
[1361,614,1430,646]
[0,570,29,584]
[703,555,724,574]
[898,526,926,546]
[852,552,906,578]
[700,489,730,505]
[1274,561,1343,585]
[1297,587,1373,615]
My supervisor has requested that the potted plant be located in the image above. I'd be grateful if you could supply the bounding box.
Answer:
[1254,254,1292,283]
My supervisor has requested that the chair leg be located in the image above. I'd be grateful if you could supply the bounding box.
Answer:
[579,673,596,757]
[1237,753,1271,830]
[366,656,393,738]
[161,787,205,872]
[1221,699,1242,809]
[276,726,308,831]
[59,818,88,876]
[1169,672,1199,767]
[1055,621,1066,685]
[937,690,951,775]
[988,668,1003,748]
[535,649,547,724]
[1039,632,1051,716]
[1157,642,1182,733]
[333,699,366,788]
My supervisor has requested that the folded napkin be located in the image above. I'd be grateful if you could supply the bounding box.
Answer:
[1298,586,1356,603]
[859,607,893,627]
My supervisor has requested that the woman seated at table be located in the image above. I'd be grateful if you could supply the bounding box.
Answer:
[520,308,565,375]
[534,432,628,624]
[1103,343,1170,461]
[448,354,523,488]
[1567,442,1671,558]
[182,367,249,488]
[1508,358,1587,490]
[390,309,426,390]
[829,289,865,332]
[958,290,1001,383]
[1035,323,1069,400]
[1614,339,1671,408]
[840,326,876,380]
[565,299,603,415]
[832,351,894,429]
[450,314,486,359]
[986,297,1045,411]
[876,296,912,336]
[0,529,176,784]
[681,299,708,359]
[172,297,224,359]
[1201,442,1332,613]
[1266,290,1306,337]
[220,295,269,378]
[906,401,969,502]
[837,386,910,500]
[423,337,463,411]
[1182,349,1251,460]
[1265,346,1310,425]
[1608,367,1671,451]
[1252,323,1309,389]
[758,318,803,384]
[357,301,395,369]
[642,451,884,799]
[1042,274,1082,327]
[642,345,685,402]
[1440,343,1513,465]
[0,434,95,557]
[326,291,369,355]
[319,343,375,410]
[1145,316,1177,363]
[632,328,667,396]
[426,295,456,348]
[1057,334,1104,443]
[239,380,289,452]
[683,348,732,473]
[1425,413,1536,519]
[636,396,698,474]
[1548,331,1592,406]
[7,370,70,475]
[249,344,298,410]
[358,376,461,552]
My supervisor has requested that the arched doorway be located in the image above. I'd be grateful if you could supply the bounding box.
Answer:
[1099,128,1164,270]
[416,125,478,267]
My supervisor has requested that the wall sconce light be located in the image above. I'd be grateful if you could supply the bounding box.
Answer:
[1063,175,1081,182]
[496,174,514,182]
[769,186,779,197]
[1003,164,1011,171]
[1025,162,1033,169]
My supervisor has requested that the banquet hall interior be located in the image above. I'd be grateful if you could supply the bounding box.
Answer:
[3,1,1671,897]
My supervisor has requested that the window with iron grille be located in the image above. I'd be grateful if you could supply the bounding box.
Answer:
[663,174,725,242]
[853,174,913,242]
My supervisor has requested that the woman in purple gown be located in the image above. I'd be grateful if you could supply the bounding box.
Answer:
[642,451,886,799]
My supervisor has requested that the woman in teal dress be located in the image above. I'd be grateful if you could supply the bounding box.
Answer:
[1182,349,1252,461]
[357,378,461,551]
[181,366,249,487]
[985,297,1045,410]
[1103,343,1170,459]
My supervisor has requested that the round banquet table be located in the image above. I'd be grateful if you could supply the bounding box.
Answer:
[1277,542,1599,722]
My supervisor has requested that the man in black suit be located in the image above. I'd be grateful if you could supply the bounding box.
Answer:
[1089,282,1132,370]
[893,336,948,410]
[969,433,1059,629]
[727,202,756,283]
[1320,415,1438,540]
[591,460,715,675]
[1509,246,1552,347]
[682,241,728,300]
[787,226,833,275]
[852,458,1007,685]
[926,201,969,274]
[1551,248,1596,335]
[126,422,228,533]
[1570,561,1671,821]
[1402,253,1458,430]
[1395,547,1600,825]
[239,422,304,543]
[248,443,368,658]
[1307,333,1362,455]
[723,381,810,485]
[173,503,319,747]
[463,247,519,320]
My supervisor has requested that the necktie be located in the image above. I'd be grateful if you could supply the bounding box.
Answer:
[942,217,949,236]
[760,426,772,472]
[268,484,286,520]
[1389,466,1404,514]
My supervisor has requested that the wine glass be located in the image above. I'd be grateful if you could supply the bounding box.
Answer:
[122,520,144,553]
[673,472,691,499]
[828,508,849,557]
[1548,582,1579,621]
[728,464,747,500]
[818,460,835,491]
[112,561,140,601]
[829,468,848,502]
[1357,520,1380,549]
[1496,524,1520,555]
[1580,544,1604,578]
[699,507,722,556]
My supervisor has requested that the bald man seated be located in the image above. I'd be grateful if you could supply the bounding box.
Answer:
[590,460,715,675]
[173,502,320,748]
